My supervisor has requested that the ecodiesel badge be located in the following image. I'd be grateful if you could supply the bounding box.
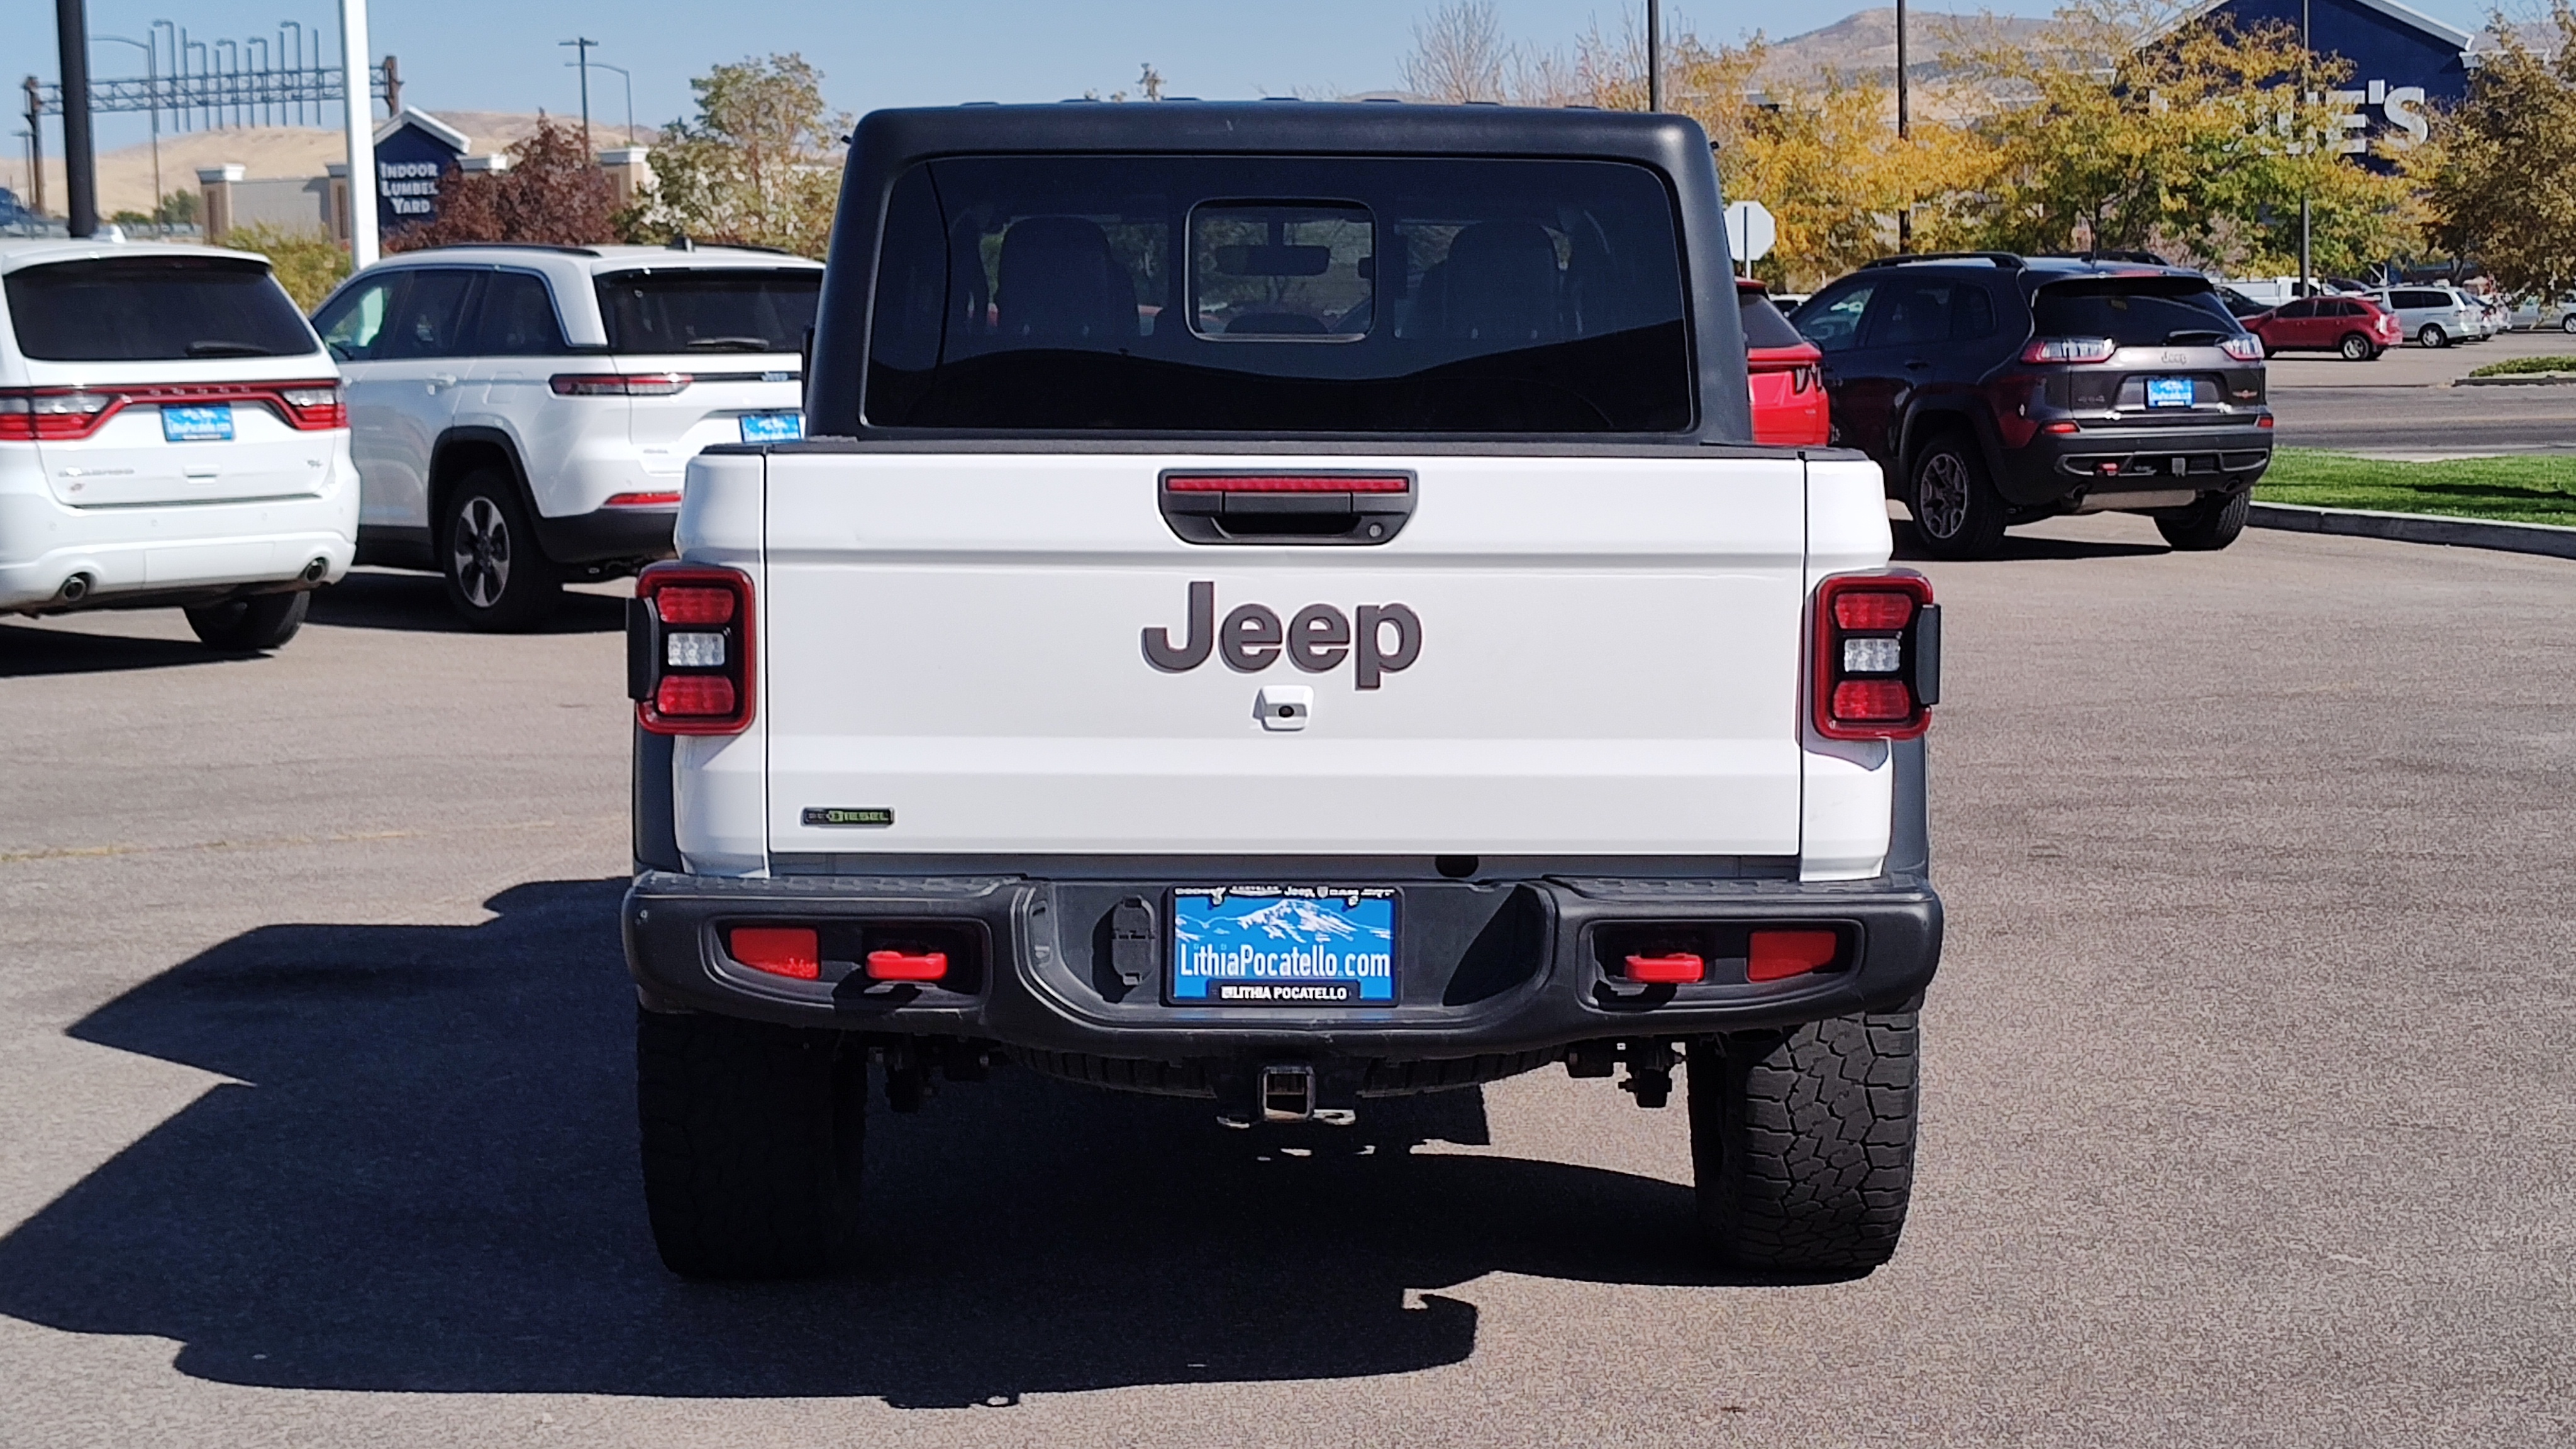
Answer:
[802,807,894,828]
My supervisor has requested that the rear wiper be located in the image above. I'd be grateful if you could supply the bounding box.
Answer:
[681,336,775,352]
[2163,329,2228,344]
[186,340,272,357]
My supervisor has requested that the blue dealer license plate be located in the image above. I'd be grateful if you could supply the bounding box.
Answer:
[739,411,802,443]
[2145,377,2195,409]
[162,404,234,441]
[1170,886,1397,1004]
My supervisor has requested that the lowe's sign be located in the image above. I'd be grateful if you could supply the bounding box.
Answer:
[2202,0,2473,170]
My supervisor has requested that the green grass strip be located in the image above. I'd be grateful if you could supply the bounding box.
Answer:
[2468,355,2576,377]
[2257,448,2576,526]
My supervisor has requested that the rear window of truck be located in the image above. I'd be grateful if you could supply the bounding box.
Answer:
[5,255,314,362]
[2030,279,2241,346]
[596,269,821,355]
[862,155,1693,432]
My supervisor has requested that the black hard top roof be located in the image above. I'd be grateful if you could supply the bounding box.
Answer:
[850,100,1709,169]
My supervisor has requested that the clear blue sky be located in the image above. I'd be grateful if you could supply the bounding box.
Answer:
[6,0,2511,156]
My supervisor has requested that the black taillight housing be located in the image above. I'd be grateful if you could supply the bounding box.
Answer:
[1813,572,1938,741]
[631,564,755,736]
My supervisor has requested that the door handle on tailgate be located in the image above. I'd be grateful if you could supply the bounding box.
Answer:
[1158,469,1416,545]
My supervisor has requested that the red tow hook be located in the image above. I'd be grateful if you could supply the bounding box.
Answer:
[865,949,948,982]
[1623,953,1706,984]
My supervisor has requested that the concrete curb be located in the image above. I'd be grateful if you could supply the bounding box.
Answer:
[2248,502,2576,560]
[2455,372,2576,387]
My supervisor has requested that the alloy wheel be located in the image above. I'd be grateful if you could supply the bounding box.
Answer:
[451,496,512,610]
[1914,452,1972,540]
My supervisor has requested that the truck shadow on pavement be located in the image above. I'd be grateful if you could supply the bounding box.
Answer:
[0,878,1745,1407]
[307,571,625,635]
[1890,523,2171,562]
[0,621,239,677]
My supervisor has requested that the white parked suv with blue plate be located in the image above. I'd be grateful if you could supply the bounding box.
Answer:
[0,238,357,650]
[313,242,821,629]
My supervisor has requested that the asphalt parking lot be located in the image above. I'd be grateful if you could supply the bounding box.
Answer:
[1,521,2571,1448]
[2268,327,2576,454]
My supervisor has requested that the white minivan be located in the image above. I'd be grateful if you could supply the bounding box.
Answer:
[0,240,357,650]
[312,243,821,629]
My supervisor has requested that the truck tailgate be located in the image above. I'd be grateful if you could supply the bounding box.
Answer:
[760,451,1809,859]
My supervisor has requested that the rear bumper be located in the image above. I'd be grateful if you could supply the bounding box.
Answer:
[531,503,679,565]
[0,485,357,613]
[1996,419,2271,508]
[621,864,1943,1078]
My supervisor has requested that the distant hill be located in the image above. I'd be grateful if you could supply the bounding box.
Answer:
[0,112,654,221]
[1753,8,2058,88]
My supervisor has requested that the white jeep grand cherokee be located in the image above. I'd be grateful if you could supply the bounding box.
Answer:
[0,239,357,650]
[313,242,821,629]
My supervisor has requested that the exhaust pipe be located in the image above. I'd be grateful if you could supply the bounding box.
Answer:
[301,557,329,582]
[57,573,91,604]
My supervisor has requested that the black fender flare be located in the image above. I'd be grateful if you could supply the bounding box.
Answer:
[428,426,550,558]
[1895,406,2007,499]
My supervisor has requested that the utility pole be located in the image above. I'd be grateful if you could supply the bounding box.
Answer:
[2298,0,2312,296]
[341,0,377,267]
[560,37,598,150]
[55,0,97,237]
[1646,0,1662,111]
[23,79,44,218]
[1897,0,1912,252]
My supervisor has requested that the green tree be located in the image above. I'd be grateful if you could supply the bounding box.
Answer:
[2419,4,2576,296]
[1937,1,2418,275]
[225,223,352,310]
[624,54,848,257]
[390,117,620,250]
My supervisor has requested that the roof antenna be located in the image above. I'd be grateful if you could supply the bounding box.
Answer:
[668,233,696,252]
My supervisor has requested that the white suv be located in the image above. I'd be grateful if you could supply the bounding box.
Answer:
[2367,285,2492,348]
[1,239,357,650]
[313,242,821,629]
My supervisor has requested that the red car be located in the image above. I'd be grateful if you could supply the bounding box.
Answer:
[2244,294,2403,361]
[1741,280,1829,444]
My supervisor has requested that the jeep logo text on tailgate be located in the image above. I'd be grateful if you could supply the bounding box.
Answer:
[1143,580,1421,688]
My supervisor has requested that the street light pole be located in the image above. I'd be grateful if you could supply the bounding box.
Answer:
[341,0,377,267]
[1646,0,1662,112]
[1897,0,1912,252]
[560,37,598,150]
[583,60,635,142]
[55,0,98,237]
[2299,0,2312,297]
[97,34,157,227]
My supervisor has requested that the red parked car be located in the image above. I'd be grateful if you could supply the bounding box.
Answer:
[1741,280,1829,444]
[2244,294,2403,360]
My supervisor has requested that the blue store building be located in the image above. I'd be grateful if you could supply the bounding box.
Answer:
[2193,0,2477,169]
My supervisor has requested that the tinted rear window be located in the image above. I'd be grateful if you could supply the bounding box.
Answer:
[2031,280,2240,346]
[5,256,314,361]
[863,155,1692,433]
[1738,290,1806,349]
[595,269,820,354]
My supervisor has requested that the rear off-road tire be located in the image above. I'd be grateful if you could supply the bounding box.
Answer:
[1904,432,2009,560]
[184,589,310,651]
[637,1009,867,1280]
[1690,1011,1919,1275]
[2155,488,2251,551]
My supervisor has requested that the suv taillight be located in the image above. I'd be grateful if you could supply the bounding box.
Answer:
[1814,573,1938,741]
[552,372,693,397]
[2219,335,2263,362]
[0,389,117,440]
[2019,337,2118,364]
[631,564,755,735]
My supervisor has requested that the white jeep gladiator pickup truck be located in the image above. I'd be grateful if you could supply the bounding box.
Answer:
[623,103,1943,1280]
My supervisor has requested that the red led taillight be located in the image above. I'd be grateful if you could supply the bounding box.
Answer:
[633,564,755,736]
[551,372,692,396]
[730,926,819,980]
[1163,474,1411,494]
[1814,572,1936,741]
[602,491,684,508]
[1748,930,1841,982]
[0,381,346,439]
